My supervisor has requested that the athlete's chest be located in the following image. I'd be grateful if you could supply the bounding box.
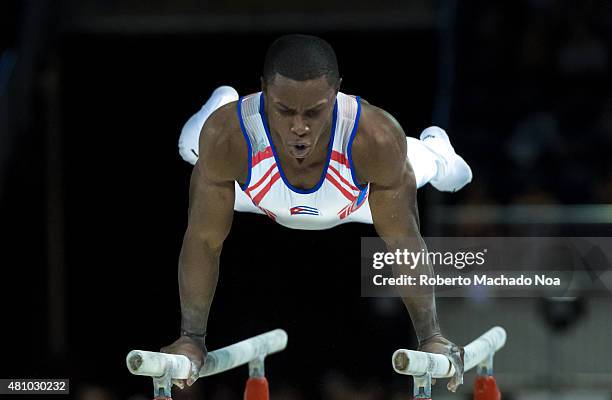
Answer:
[246,155,368,229]
[276,160,327,190]
[255,179,365,230]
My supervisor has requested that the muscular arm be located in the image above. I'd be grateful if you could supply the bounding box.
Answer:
[161,103,245,389]
[352,105,439,342]
[353,103,464,391]
[179,104,243,344]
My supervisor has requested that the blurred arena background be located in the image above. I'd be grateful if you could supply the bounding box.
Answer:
[1,0,612,399]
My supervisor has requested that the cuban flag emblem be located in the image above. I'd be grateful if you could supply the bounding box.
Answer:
[290,205,320,216]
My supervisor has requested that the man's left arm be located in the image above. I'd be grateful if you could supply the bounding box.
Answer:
[352,105,464,392]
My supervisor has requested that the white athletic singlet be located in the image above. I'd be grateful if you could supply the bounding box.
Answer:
[232,91,373,230]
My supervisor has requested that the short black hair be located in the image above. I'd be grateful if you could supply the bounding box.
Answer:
[263,34,340,85]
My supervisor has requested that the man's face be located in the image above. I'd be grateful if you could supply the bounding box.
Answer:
[263,74,339,160]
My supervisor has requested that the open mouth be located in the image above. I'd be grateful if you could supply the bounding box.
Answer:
[290,143,311,157]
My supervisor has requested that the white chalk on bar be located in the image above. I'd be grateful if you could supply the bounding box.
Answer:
[126,329,288,379]
[392,326,506,377]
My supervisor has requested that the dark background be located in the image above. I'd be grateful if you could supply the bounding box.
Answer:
[2,1,612,399]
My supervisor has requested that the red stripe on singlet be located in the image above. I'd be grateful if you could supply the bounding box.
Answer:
[252,172,282,205]
[328,164,359,191]
[252,147,273,167]
[326,173,357,201]
[330,151,351,168]
[246,163,277,195]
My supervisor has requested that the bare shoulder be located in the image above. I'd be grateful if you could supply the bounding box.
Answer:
[351,101,408,184]
[198,100,248,183]
[354,102,406,149]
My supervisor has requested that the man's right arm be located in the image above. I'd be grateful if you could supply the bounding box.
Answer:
[161,103,243,387]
